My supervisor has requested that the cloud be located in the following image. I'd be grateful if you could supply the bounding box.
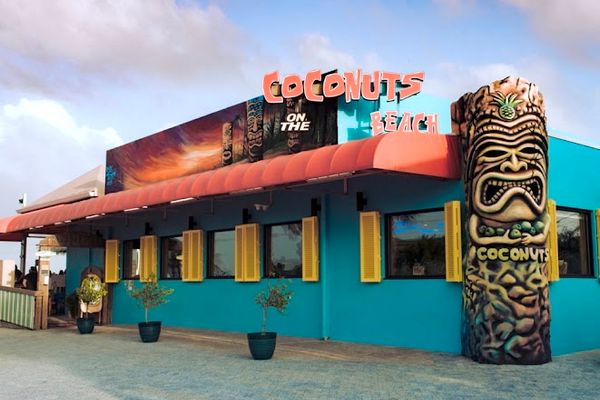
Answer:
[295,33,357,71]
[0,1,261,95]
[502,0,600,66]
[426,60,600,147]
[0,98,123,216]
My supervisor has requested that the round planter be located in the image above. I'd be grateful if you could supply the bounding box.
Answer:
[76,317,95,334]
[138,321,162,343]
[247,332,277,360]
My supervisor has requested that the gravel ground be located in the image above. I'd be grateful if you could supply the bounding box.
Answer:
[1,324,599,400]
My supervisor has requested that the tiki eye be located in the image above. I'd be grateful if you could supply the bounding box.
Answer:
[481,149,506,158]
[519,146,538,155]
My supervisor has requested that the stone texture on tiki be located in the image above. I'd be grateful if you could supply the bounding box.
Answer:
[453,76,551,365]
[222,122,233,166]
[246,98,264,163]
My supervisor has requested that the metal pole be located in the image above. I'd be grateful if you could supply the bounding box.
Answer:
[19,234,27,274]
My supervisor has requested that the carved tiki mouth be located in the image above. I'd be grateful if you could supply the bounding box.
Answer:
[482,176,543,206]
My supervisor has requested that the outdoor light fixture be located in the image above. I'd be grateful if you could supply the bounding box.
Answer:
[311,198,321,216]
[242,208,251,224]
[144,222,153,235]
[356,192,367,211]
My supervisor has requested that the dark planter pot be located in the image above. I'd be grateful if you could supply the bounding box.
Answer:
[247,332,277,360]
[138,321,162,343]
[76,317,95,334]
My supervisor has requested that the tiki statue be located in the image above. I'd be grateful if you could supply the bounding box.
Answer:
[452,76,551,364]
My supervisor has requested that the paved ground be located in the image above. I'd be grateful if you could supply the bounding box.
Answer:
[1,323,599,400]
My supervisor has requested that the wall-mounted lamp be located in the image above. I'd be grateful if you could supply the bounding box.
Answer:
[242,208,252,224]
[311,198,321,216]
[144,222,154,235]
[356,192,368,212]
[188,216,197,230]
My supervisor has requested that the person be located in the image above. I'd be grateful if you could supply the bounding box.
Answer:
[23,266,38,291]
[14,266,23,288]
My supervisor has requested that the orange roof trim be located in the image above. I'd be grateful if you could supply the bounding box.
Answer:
[0,133,460,235]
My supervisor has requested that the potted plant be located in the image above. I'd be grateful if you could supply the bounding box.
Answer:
[129,273,174,343]
[247,280,293,360]
[75,275,107,334]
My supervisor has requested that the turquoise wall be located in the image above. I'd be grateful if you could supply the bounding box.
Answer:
[66,247,104,295]
[547,137,600,355]
[65,133,600,356]
[337,92,452,142]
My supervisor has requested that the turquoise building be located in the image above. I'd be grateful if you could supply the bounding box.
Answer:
[2,81,599,357]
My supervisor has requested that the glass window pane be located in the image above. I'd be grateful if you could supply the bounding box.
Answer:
[209,230,235,277]
[161,236,183,279]
[267,223,302,278]
[123,239,140,280]
[387,211,445,278]
[557,209,591,276]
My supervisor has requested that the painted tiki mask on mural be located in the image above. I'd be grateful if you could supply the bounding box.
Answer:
[452,76,551,364]
[246,97,264,163]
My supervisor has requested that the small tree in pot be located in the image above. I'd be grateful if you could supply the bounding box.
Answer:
[75,275,107,334]
[247,280,293,360]
[129,273,174,343]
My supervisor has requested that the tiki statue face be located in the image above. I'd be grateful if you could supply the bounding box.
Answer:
[461,78,548,223]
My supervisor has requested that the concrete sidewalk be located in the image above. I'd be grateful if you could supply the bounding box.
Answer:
[1,324,599,399]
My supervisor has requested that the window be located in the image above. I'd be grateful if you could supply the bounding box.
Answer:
[265,222,302,278]
[386,210,445,278]
[208,230,235,278]
[557,208,592,277]
[123,239,141,279]
[161,236,183,279]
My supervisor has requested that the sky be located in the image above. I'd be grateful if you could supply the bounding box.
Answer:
[0,0,599,265]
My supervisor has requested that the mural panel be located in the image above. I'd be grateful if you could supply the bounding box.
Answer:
[106,96,337,193]
[452,76,551,364]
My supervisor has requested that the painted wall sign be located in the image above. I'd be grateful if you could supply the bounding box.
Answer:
[452,76,551,365]
[105,72,338,193]
[263,69,439,136]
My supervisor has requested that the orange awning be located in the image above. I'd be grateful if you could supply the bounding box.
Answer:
[0,133,460,236]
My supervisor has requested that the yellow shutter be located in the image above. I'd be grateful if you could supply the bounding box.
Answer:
[234,224,260,282]
[234,225,244,282]
[182,230,203,282]
[444,201,463,282]
[140,235,157,282]
[547,200,560,282]
[243,224,260,282]
[596,209,600,280]
[302,216,319,282]
[359,211,381,283]
[104,240,120,283]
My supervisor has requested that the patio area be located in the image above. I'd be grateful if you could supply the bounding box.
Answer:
[1,323,599,400]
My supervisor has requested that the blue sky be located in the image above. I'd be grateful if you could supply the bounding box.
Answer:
[0,0,599,262]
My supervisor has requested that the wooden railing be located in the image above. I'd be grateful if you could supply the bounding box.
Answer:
[0,286,44,330]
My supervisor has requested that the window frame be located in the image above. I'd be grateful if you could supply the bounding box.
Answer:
[385,207,446,280]
[264,220,303,279]
[122,238,141,280]
[207,228,235,279]
[159,234,183,280]
[556,206,594,278]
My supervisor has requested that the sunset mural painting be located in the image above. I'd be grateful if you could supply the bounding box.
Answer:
[105,94,337,193]
[452,76,551,364]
